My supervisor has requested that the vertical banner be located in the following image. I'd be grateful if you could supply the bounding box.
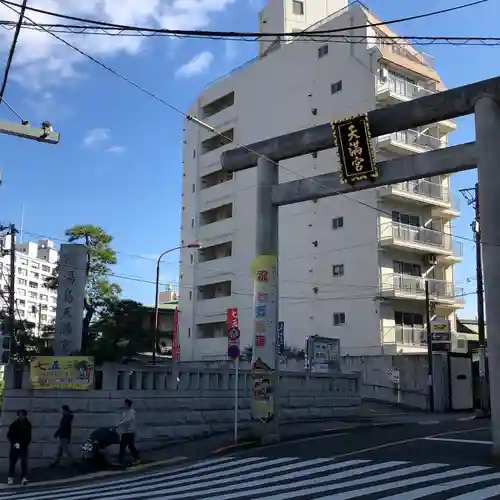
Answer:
[54,244,87,356]
[172,307,180,361]
[277,321,285,355]
[227,308,241,360]
[250,255,278,423]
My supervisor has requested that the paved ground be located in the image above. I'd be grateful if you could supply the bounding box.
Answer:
[2,401,450,485]
[3,418,499,499]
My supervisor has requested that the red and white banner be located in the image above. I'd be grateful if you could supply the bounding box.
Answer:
[171,307,180,361]
[227,308,241,360]
[227,308,239,330]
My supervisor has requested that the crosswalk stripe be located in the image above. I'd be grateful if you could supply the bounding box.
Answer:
[142,459,369,500]
[6,457,297,500]
[0,455,242,500]
[4,456,500,500]
[257,463,445,500]
[192,461,409,500]
[373,472,500,500]
[450,484,500,499]
[316,466,490,500]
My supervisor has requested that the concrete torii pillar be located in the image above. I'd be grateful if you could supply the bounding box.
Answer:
[475,96,500,455]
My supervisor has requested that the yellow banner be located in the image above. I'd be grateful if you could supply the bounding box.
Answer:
[30,356,94,390]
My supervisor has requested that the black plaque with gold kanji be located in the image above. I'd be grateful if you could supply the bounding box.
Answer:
[331,114,378,184]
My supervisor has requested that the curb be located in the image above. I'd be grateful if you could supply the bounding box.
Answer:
[210,415,480,456]
[0,456,188,491]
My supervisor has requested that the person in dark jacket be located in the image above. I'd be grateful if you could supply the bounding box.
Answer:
[50,405,75,467]
[7,409,32,485]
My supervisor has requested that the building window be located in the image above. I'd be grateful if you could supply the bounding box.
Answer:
[42,264,50,272]
[28,281,38,289]
[333,312,346,326]
[17,268,27,276]
[332,216,344,230]
[17,289,26,297]
[30,271,39,279]
[292,0,304,15]
[20,258,28,266]
[18,278,27,286]
[318,44,328,58]
[331,80,343,95]
[28,291,37,299]
[30,262,40,269]
[332,264,344,277]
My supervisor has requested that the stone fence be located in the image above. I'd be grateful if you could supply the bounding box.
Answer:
[0,363,361,469]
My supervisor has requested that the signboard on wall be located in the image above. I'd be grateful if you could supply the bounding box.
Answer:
[30,356,94,390]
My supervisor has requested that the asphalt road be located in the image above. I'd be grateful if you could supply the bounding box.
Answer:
[237,418,495,466]
[4,419,500,499]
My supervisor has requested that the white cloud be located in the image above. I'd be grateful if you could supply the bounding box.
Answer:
[106,145,126,154]
[83,127,110,147]
[175,51,214,78]
[0,0,236,89]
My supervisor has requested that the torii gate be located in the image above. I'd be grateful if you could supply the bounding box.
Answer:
[220,77,500,453]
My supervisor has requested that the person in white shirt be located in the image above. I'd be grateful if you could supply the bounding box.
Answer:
[116,399,140,464]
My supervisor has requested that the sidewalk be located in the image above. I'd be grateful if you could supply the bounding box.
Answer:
[7,402,482,487]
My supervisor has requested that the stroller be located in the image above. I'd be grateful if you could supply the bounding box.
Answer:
[81,427,121,469]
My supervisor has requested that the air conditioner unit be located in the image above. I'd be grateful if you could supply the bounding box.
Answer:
[425,254,438,265]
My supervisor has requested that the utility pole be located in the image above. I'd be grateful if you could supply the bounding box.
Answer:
[425,280,434,413]
[459,183,489,414]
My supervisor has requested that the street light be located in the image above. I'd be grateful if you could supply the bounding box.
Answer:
[153,242,201,365]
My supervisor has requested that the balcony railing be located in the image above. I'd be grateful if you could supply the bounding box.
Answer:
[393,180,460,208]
[379,130,445,151]
[381,274,464,301]
[377,76,433,100]
[381,221,452,251]
[375,37,435,69]
[383,325,425,346]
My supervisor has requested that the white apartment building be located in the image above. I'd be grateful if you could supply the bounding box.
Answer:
[0,236,58,334]
[179,0,465,361]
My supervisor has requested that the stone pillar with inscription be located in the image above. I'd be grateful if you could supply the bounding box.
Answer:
[53,244,88,356]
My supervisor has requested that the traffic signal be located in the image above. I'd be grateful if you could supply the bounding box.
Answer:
[0,320,11,365]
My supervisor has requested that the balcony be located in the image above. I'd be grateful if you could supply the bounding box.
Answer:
[197,218,233,243]
[195,295,233,318]
[376,77,456,133]
[382,325,426,348]
[194,256,233,283]
[377,130,446,155]
[380,222,462,260]
[379,180,460,217]
[380,274,465,308]
[198,180,234,208]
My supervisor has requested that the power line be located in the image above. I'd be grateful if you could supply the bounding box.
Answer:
[0,0,26,106]
[0,0,487,39]
[4,2,487,254]
[2,20,500,46]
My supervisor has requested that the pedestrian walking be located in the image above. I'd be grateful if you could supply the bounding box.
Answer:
[7,409,32,485]
[116,399,140,465]
[50,405,76,467]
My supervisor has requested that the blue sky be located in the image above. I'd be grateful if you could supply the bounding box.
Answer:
[0,0,493,315]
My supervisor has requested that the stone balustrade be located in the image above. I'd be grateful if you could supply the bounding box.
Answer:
[0,363,361,469]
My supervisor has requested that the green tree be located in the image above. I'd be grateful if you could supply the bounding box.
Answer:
[46,225,121,352]
[0,311,53,364]
[89,299,158,363]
